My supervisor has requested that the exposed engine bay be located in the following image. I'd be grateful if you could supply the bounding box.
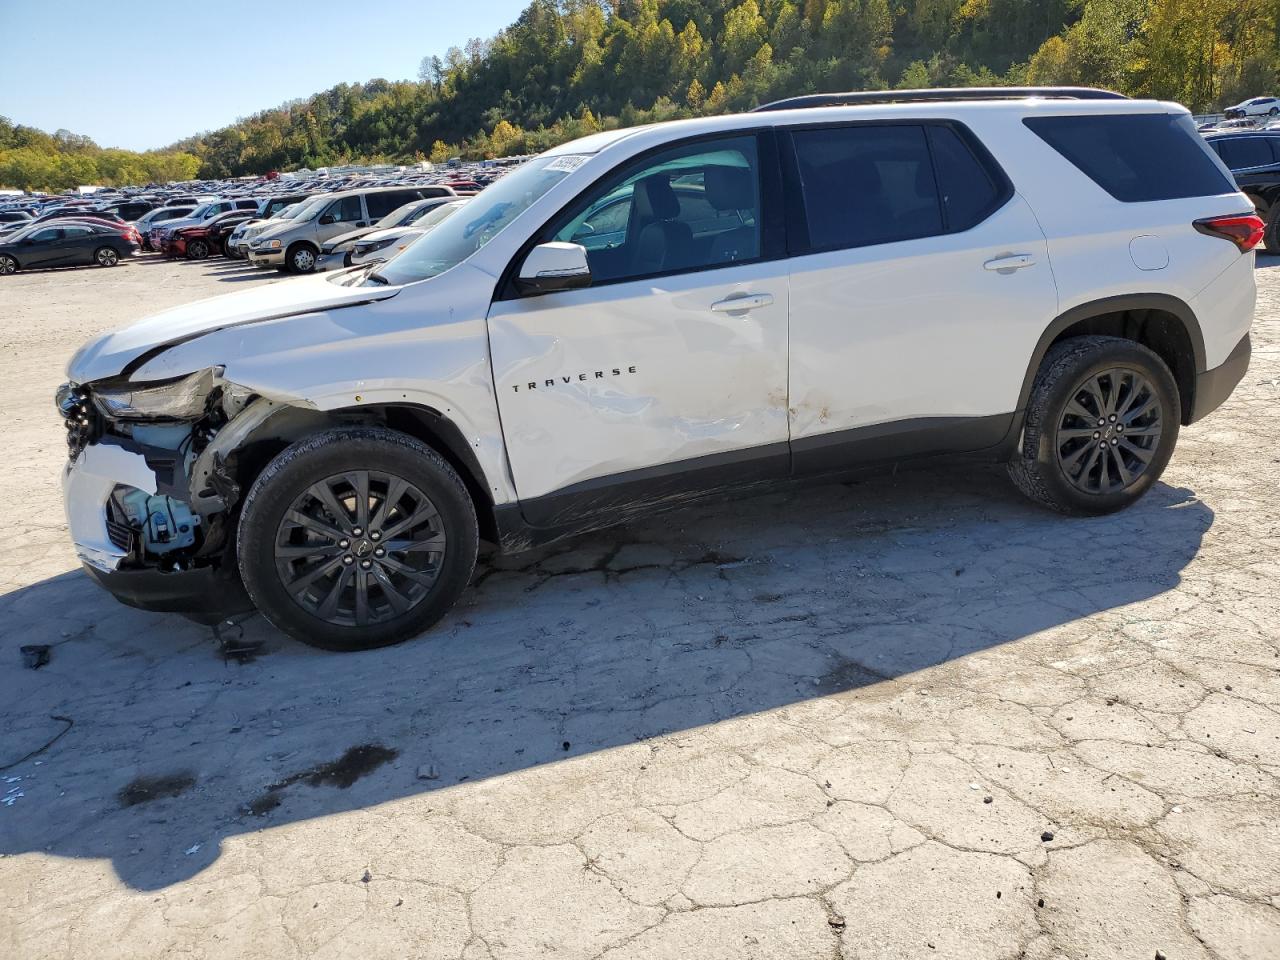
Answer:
[58,367,329,581]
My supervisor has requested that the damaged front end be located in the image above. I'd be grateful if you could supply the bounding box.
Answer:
[58,368,267,622]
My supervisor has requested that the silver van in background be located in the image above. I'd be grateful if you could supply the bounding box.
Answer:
[246,185,455,272]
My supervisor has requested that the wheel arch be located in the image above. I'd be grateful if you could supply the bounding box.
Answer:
[223,401,499,544]
[1017,294,1204,426]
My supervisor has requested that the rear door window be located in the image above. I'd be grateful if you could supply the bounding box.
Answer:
[1024,113,1235,201]
[791,124,944,250]
[365,191,413,219]
[1215,137,1277,171]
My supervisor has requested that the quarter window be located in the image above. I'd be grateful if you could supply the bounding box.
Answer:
[551,135,761,285]
[791,125,943,250]
[1024,114,1234,202]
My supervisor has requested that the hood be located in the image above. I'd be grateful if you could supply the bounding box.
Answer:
[67,272,401,384]
[358,226,423,245]
[255,219,309,241]
[153,215,204,234]
[323,227,374,252]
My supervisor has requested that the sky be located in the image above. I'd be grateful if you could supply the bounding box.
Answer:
[0,0,528,151]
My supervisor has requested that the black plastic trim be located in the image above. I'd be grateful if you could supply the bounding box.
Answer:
[754,87,1127,112]
[1190,332,1250,423]
[495,413,1016,552]
[82,562,253,624]
[1014,294,1208,417]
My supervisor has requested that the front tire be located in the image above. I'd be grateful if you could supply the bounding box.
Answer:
[186,239,210,260]
[286,243,317,273]
[1008,336,1179,515]
[94,246,119,267]
[237,427,478,651]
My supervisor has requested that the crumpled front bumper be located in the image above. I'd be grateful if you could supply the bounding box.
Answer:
[62,441,156,573]
[63,442,252,622]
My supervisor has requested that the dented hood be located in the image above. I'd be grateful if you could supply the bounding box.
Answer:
[67,272,400,384]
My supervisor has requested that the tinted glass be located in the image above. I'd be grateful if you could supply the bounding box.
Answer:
[1216,137,1276,171]
[1024,114,1235,202]
[365,191,413,219]
[552,135,760,284]
[328,196,364,222]
[793,125,943,250]
[31,228,60,242]
[927,125,1002,231]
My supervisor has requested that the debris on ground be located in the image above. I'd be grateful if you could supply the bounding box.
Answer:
[417,765,439,780]
[20,645,50,670]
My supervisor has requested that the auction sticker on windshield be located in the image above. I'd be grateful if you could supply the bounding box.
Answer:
[545,155,589,173]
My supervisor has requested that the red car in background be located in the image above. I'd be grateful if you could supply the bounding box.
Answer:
[56,217,142,245]
[167,210,258,259]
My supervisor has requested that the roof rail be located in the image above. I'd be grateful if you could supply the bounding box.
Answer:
[752,87,1129,112]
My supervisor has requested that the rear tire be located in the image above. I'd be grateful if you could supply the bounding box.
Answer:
[94,246,119,267]
[0,254,16,275]
[237,427,478,651]
[1008,336,1179,515]
[1264,205,1280,254]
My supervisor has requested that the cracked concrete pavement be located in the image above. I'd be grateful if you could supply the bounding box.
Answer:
[1,254,1278,959]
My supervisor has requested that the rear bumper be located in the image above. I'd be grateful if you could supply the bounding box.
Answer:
[1190,332,1250,423]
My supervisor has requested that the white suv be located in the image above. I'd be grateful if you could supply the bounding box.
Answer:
[59,88,1259,651]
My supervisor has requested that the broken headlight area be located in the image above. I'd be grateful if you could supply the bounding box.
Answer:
[89,368,220,422]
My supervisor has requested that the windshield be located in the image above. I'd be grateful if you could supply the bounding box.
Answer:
[377,201,424,229]
[187,203,214,219]
[272,203,301,220]
[370,156,584,285]
[287,195,330,223]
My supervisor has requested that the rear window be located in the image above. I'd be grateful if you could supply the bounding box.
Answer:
[1215,137,1277,171]
[1024,114,1234,202]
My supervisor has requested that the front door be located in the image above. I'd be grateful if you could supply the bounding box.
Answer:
[487,133,790,528]
[781,121,1060,471]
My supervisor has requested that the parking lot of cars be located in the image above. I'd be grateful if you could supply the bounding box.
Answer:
[0,159,511,276]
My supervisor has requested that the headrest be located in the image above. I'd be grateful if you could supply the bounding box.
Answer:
[704,166,754,211]
[635,175,680,220]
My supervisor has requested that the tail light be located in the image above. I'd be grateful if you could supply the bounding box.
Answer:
[1194,214,1266,252]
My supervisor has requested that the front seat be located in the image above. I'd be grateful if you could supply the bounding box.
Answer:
[630,175,692,275]
[705,166,759,263]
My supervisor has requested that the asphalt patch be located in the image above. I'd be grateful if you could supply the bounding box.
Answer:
[118,772,196,807]
[249,743,398,816]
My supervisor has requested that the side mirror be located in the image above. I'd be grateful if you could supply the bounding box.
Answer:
[515,242,591,295]
[318,214,335,225]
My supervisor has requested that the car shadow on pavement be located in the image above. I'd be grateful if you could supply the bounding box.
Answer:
[0,462,1213,890]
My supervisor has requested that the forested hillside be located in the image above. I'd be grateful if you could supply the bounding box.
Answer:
[0,117,201,192]
[5,0,1278,189]
[179,0,1280,176]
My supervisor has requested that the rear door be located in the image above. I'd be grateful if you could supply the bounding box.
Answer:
[60,225,101,264]
[782,121,1059,471]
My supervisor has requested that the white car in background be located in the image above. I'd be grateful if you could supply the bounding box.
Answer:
[324,199,467,270]
[1225,96,1280,119]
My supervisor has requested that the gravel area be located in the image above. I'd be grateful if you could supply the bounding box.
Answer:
[2,254,1278,959]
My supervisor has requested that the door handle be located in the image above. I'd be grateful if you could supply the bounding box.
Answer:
[710,293,774,313]
[984,254,1036,272]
